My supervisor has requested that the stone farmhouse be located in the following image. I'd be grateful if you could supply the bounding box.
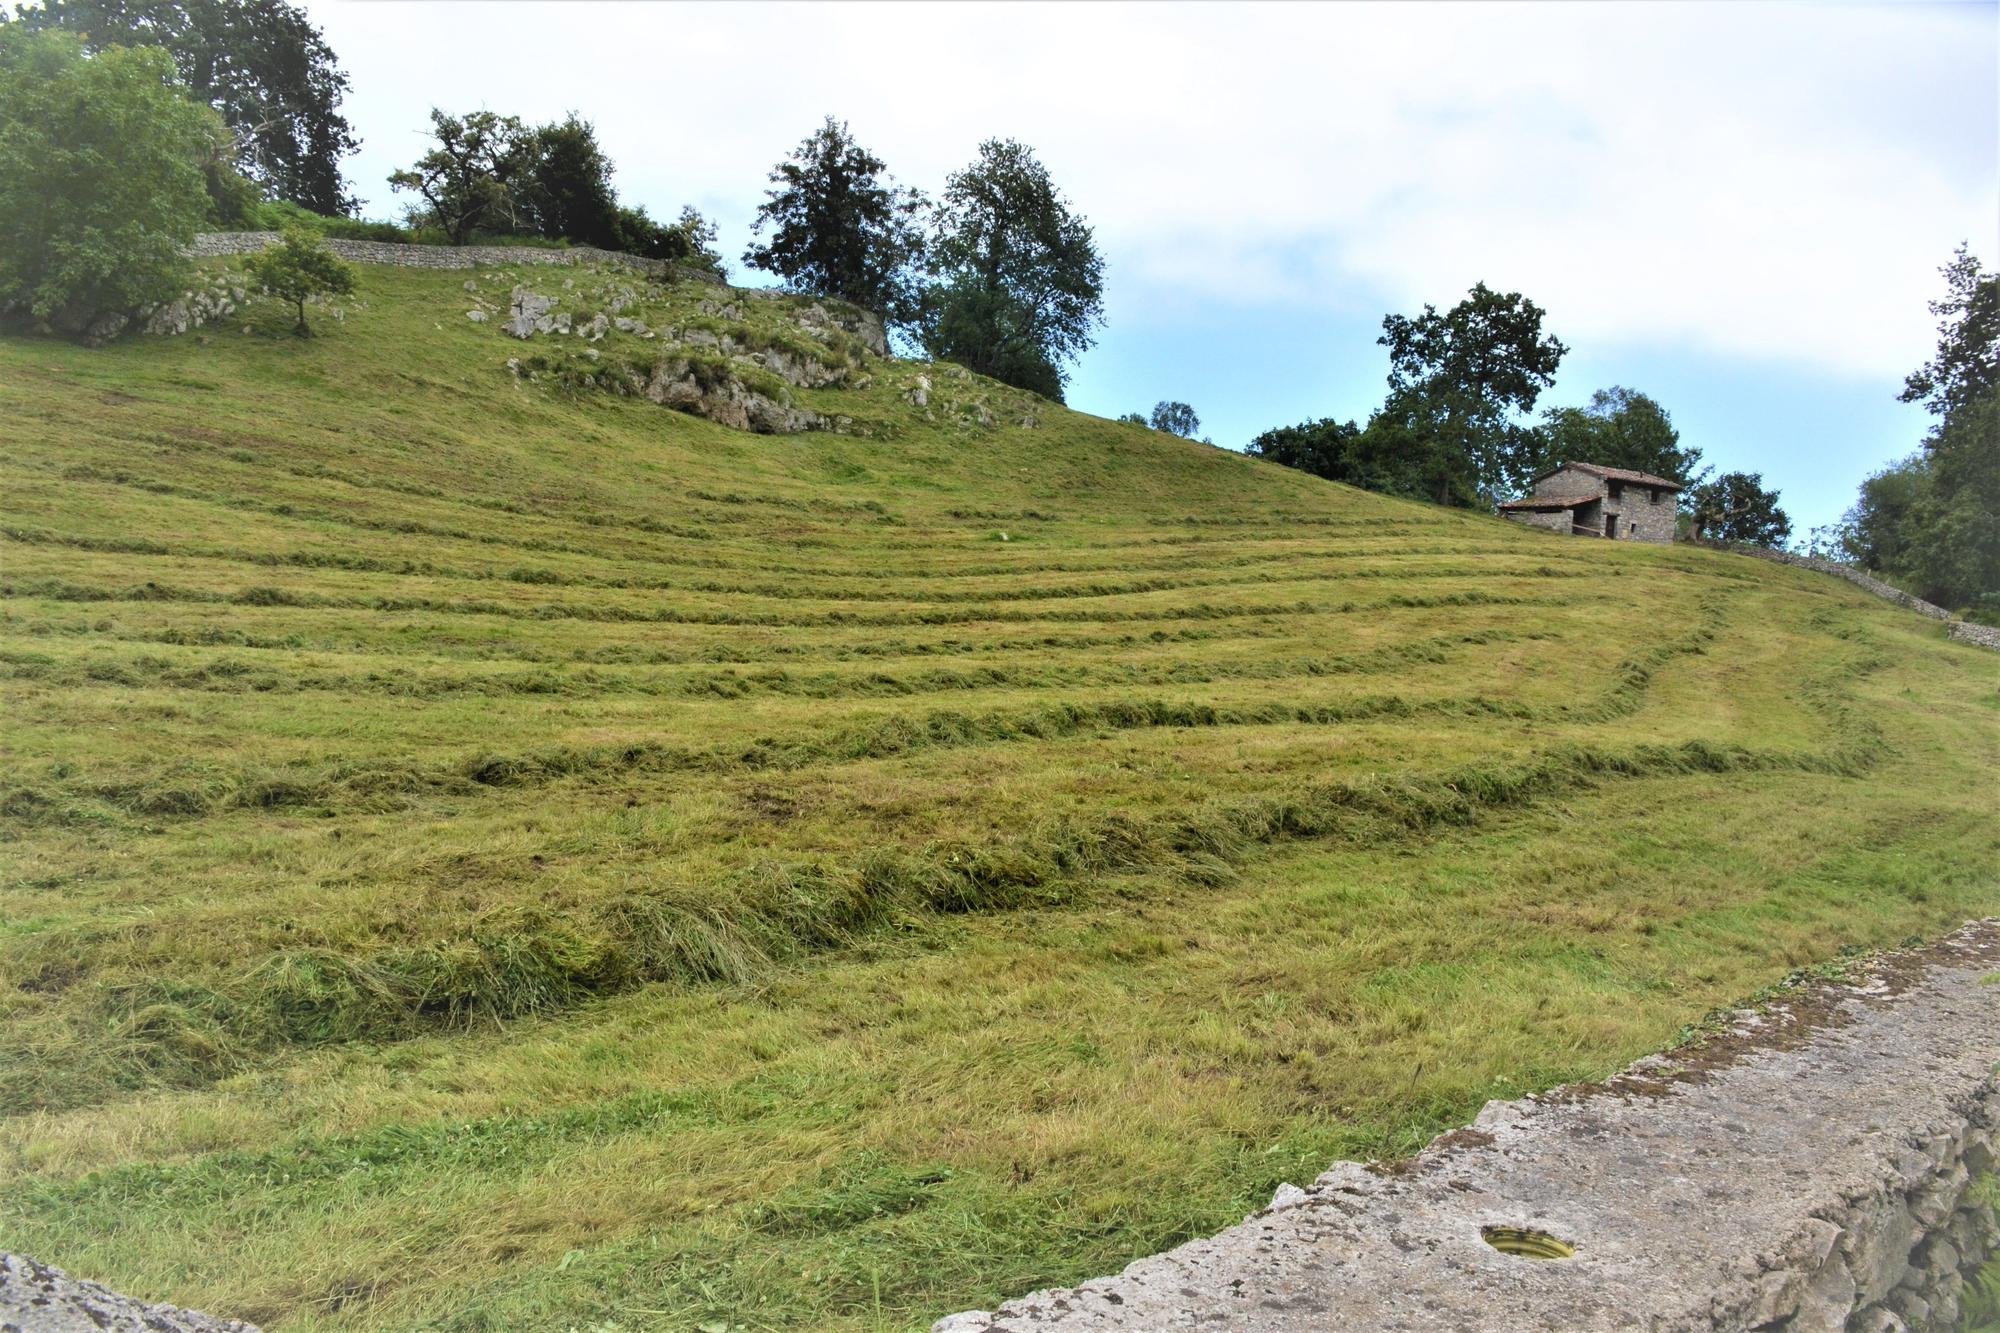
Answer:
[1498,463,1682,542]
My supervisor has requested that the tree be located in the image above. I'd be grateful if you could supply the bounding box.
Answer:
[920,138,1104,400]
[922,277,1066,400]
[1375,283,1567,506]
[0,29,220,336]
[1900,244,1999,428]
[1902,389,2000,612]
[744,116,928,323]
[245,226,352,335]
[1835,247,2000,614]
[387,109,530,245]
[1149,401,1201,437]
[1116,412,1148,426]
[517,114,620,249]
[1535,386,1704,495]
[9,0,360,215]
[1248,417,1363,476]
[1689,471,1790,547]
[1839,454,1931,575]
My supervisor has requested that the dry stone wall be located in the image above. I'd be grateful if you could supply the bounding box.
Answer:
[187,232,724,285]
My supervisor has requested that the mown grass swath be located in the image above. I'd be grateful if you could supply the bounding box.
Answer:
[0,261,1995,1332]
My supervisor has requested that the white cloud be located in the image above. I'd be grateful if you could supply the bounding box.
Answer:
[307,0,1995,379]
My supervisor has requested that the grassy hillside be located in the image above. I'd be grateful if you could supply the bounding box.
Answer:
[1,259,1995,1331]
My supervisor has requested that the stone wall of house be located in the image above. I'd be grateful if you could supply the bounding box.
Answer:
[1609,483,1677,542]
[1533,465,1599,500]
[187,232,724,285]
[1503,507,1573,533]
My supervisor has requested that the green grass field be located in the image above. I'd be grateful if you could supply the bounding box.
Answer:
[1,260,1996,1331]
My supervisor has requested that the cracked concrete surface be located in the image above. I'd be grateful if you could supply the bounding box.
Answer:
[937,920,2000,1332]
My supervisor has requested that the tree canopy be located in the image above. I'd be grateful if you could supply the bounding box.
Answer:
[1840,246,2000,614]
[1536,386,1703,495]
[387,109,531,245]
[1374,283,1567,505]
[1149,401,1200,437]
[9,0,359,215]
[1689,471,1790,547]
[1899,243,1999,428]
[920,138,1103,401]
[744,117,928,325]
[516,114,620,250]
[0,28,219,333]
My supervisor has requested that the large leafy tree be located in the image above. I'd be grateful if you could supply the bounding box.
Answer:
[1689,471,1790,547]
[1900,243,1999,428]
[1149,401,1200,438]
[920,138,1104,400]
[387,109,531,245]
[1839,247,2000,614]
[744,117,928,323]
[517,114,620,250]
[1375,283,1567,506]
[8,0,359,215]
[0,28,219,334]
[1535,386,1704,495]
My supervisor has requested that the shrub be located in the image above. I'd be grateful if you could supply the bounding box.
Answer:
[0,29,222,337]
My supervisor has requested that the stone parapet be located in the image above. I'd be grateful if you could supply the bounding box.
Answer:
[937,921,2000,1331]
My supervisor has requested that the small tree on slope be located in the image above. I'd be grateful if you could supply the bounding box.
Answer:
[247,228,353,336]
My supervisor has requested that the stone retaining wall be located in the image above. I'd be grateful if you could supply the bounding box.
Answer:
[187,232,723,285]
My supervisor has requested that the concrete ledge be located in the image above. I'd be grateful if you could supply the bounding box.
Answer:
[937,921,2000,1332]
[0,1252,259,1332]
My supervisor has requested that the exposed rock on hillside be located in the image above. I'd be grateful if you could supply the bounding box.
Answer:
[140,276,248,338]
[495,270,886,435]
[641,355,832,434]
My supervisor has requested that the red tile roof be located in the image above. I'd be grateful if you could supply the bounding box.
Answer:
[1536,462,1683,490]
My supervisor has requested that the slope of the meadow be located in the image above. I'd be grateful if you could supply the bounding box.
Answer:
[1,261,1996,1331]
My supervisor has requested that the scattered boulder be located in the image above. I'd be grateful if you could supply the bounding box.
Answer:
[504,286,558,339]
[907,374,932,408]
[466,310,487,323]
[580,313,610,341]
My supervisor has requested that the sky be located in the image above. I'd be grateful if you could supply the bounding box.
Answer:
[305,0,1998,534]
